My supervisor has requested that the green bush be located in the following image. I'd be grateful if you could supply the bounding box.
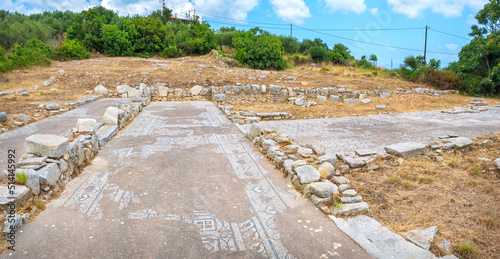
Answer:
[160,45,183,58]
[233,28,285,70]
[0,46,12,73]
[308,46,326,63]
[55,39,91,61]
[8,38,54,69]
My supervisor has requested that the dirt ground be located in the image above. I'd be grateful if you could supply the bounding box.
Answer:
[2,52,497,133]
[347,133,500,259]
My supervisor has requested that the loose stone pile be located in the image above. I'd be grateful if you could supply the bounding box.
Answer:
[246,123,374,216]
[217,105,290,124]
[442,98,489,114]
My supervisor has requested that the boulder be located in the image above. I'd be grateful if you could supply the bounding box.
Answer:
[0,112,7,123]
[308,181,338,198]
[294,165,320,184]
[25,134,69,158]
[385,142,426,158]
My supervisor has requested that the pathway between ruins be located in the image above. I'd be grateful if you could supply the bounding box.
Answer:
[2,101,369,258]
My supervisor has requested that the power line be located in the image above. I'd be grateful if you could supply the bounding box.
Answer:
[294,25,457,56]
[429,28,471,41]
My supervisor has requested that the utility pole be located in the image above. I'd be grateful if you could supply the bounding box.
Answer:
[290,23,292,37]
[424,25,429,64]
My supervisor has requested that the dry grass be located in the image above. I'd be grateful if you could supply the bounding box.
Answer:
[231,93,495,119]
[348,133,500,258]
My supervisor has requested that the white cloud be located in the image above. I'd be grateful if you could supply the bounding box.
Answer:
[446,43,458,51]
[370,8,379,14]
[270,0,311,24]
[323,0,367,14]
[387,0,488,19]
[192,0,259,21]
[4,0,98,14]
[466,14,476,24]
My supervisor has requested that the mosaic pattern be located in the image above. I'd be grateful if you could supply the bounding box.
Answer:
[62,101,301,258]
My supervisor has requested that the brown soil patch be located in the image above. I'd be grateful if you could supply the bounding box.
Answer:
[347,133,500,258]
[231,94,497,119]
[2,53,498,133]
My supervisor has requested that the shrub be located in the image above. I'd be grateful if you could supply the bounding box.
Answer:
[233,28,285,70]
[160,45,183,58]
[8,38,54,69]
[55,39,91,60]
[16,171,27,184]
[0,46,12,73]
[308,46,326,63]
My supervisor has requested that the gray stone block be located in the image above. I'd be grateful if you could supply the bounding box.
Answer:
[341,195,362,203]
[45,103,59,110]
[16,169,40,195]
[333,202,369,216]
[101,107,120,125]
[344,98,359,104]
[94,85,108,94]
[37,163,61,186]
[385,142,426,158]
[97,125,118,147]
[213,94,226,102]
[248,123,262,139]
[25,134,69,158]
[294,165,320,184]
[0,185,30,210]
[308,181,338,198]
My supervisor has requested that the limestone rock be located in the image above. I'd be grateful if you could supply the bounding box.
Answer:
[248,123,262,139]
[45,103,59,110]
[308,181,338,198]
[341,195,362,203]
[116,84,131,94]
[0,185,30,210]
[404,226,438,250]
[376,105,386,109]
[3,213,23,233]
[213,94,226,102]
[158,86,169,97]
[319,155,336,165]
[333,202,369,216]
[12,114,29,123]
[94,85,108,94]
[449,137,473,150]
[344,98,359,104]
[318,162,335,178]
[0,112,7,123]
[311,145,326,156]
[101,107,120,125]
[330,95,340,102]
[97,125,118,147]
[76,118,97,133]
[25,134,69,158]
[343,189,357,197]
[262,139,276,151]
[298,147,313,158]
[385,142,426,158]
[342,157,366,168]
[16,169,40,195]
[190,85,203,96]
[37,163,61,186]
[294,165,320,184]
[361,99,372,104]
[310,195,331,205]
[332,176,350,185]
[338,184,349,192]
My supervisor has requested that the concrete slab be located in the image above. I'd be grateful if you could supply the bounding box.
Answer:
[261,107,500,155]
[2,102,370,258]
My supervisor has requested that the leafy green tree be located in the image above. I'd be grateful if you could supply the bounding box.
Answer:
[233,27,285,70]
[101,24,134,56]
[448,0,500,96]
[217,27,237,49]
[369,54,378,66]
[7,38,54,68]
[404,56,420,70]
[278,36,300,54]
[132,17,166,56]
[67,6,117,52]
[429,58,441,69]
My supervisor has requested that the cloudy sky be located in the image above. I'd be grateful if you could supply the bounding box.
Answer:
[3,0,488,68]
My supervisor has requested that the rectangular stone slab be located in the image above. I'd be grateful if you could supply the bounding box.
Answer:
[24,134,70,158]
[384,142,426,158]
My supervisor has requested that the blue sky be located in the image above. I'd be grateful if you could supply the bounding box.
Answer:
[3,0,487,68]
